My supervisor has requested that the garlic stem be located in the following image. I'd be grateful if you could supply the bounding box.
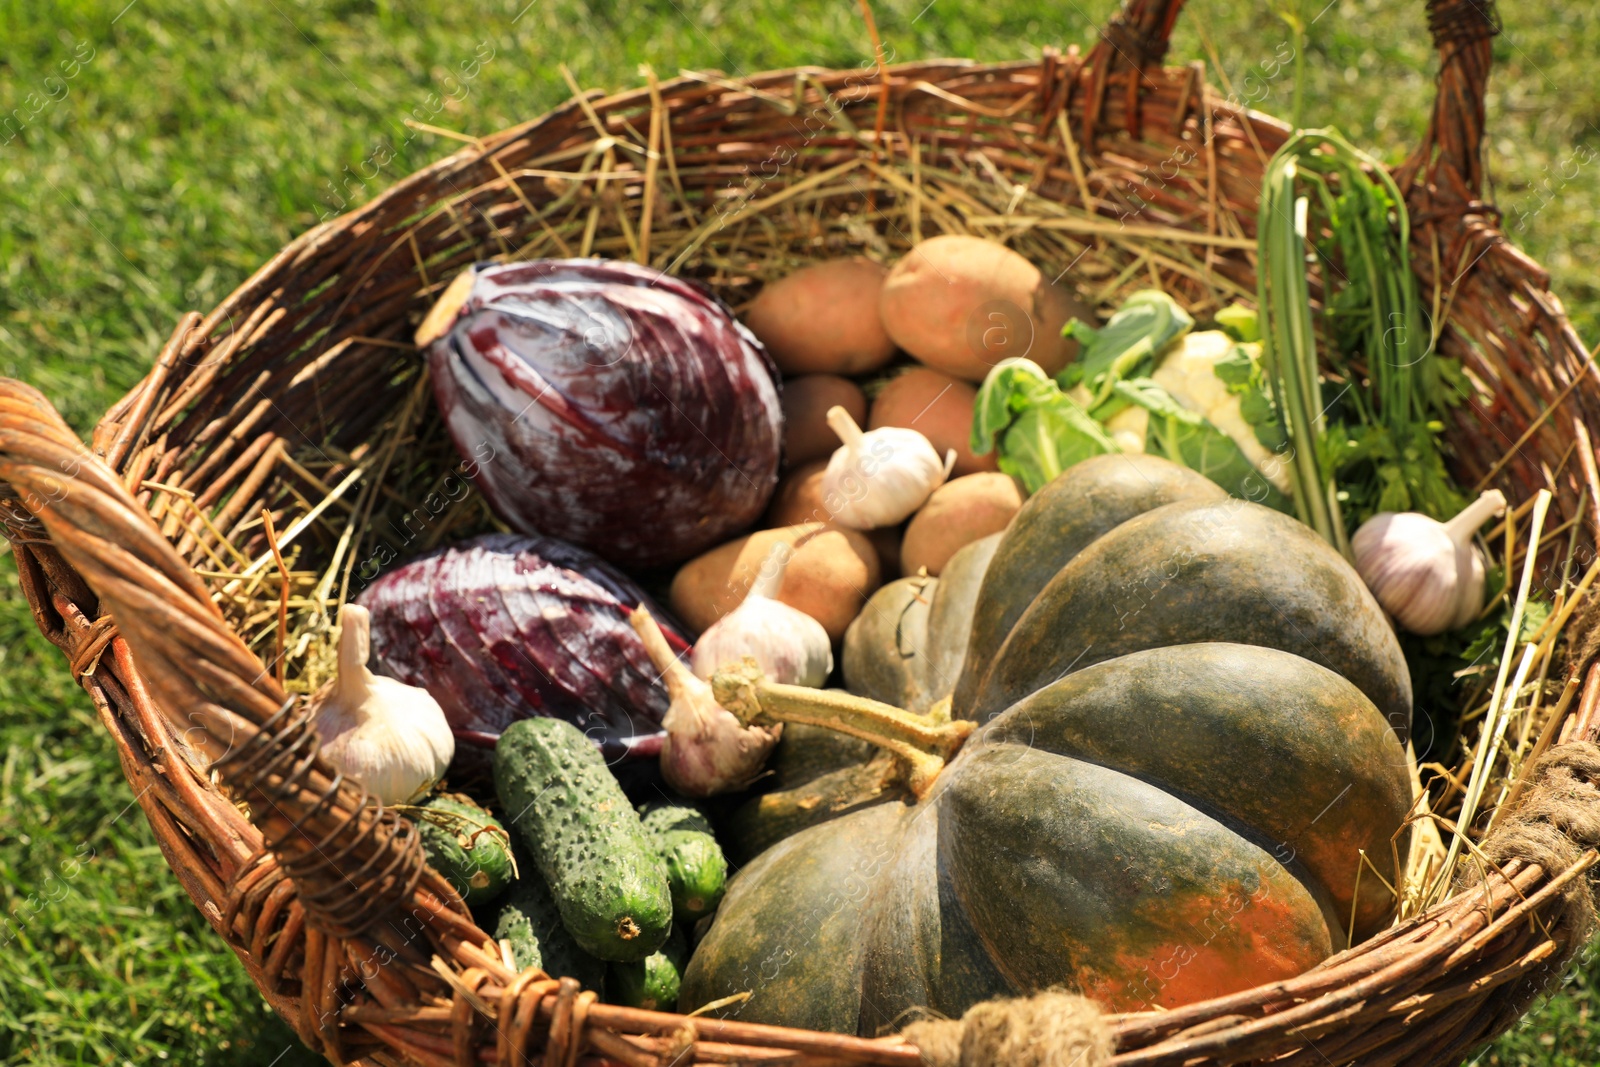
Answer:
[711,660,975,798]
[630,606,695,703]
[747,542,789,601]
[632,606,780,796]
[825,405,867,449]
[333,606,374,713]
[1444,489,1507,545]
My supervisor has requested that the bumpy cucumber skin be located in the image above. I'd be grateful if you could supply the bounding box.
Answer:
[640,803,729,923]
[608,927,686,1011]
[494,718,672,962]
[416,794,514,906]
[486,851,606,993]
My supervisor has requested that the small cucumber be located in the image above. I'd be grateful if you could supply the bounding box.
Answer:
[493,717,672,961]
[640,802,728,923]
[415,793,515,906]
[607,927,687,1011]
[487,848,606,993]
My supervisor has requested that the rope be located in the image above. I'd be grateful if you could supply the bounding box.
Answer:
[1459,741,1600,1019]
[899,990,1112,1067]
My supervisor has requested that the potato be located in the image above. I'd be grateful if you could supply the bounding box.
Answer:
[879,235,1094,380]
[670,523,881,642]
[766,461,831,527]
[745,259,897,375]
[765,467,902,581]
[900,473,1023,577]
[782,375,866,469]
[869,367,998,478]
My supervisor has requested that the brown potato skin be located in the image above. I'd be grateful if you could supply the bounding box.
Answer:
[781,375,866,469]
[900,473,1024,577]
[765,466,905,581]
[765,461,831,528]
[745,259,897,375]
[869,367,998,477]
[670,523,881,642]
[878,235,1094,380]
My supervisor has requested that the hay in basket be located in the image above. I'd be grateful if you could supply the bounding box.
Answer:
[3,0,1600,1064]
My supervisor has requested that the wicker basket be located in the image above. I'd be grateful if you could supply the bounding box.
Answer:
[3,0,1598,1063]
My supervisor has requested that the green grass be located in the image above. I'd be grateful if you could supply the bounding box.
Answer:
[2,0,1598,1063]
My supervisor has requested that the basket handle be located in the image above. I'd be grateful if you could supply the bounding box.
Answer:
[1086,0,1499,191]
[0,376,432,939]
[1397,0,1500,196]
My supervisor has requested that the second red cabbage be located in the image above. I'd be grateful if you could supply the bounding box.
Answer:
[355,533,692,759]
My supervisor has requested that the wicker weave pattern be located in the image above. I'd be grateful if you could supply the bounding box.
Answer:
[4,0,1600,1064]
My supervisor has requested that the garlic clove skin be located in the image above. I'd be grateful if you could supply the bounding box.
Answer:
[820,405,955,530]
[1352,489,1506,637]
[311,603,456,805]
[690,543,834,687]
[631,606,780,797]
[659,689,783,799]
[1450,540,1489,632]
[1351,513,1460,634]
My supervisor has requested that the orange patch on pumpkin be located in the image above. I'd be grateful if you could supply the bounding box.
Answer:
[1075,875,1331,1012]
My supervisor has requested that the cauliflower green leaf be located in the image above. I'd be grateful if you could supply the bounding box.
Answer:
[972,358,1119,494]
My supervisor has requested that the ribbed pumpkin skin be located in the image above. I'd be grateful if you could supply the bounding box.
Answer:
[964,496,1414,736]
[841,532,998,714]
[949,453,1228,715]
[681,457,1412,1033]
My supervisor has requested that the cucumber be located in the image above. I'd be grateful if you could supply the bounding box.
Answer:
[608,927,687,1011]
[487,847,606,993]
[640,802,728,923]
[493,717,672,961]
[415,793,515,906]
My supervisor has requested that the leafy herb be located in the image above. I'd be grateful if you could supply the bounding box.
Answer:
[1258,128,1468,548]
[1259,151,1342,547]
[1321,419,1466,520]
[971,359,1118,493]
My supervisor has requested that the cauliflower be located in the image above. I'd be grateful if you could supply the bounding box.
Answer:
[1151,331,1292,493]
[1068,383,1149,454]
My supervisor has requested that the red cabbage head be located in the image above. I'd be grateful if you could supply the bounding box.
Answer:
[421,259,782,568]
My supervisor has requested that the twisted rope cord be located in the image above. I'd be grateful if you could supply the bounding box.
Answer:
[900,992,1111,1067]
[1456,741,1600,1021]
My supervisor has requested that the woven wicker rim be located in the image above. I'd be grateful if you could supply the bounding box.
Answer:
[3,0,1599,1064]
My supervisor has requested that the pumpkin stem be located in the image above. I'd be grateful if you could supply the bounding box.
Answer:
[711,658,974,798]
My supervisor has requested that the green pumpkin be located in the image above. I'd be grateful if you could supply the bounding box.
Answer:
[842,531,999,714]
[679,456,1412,1034]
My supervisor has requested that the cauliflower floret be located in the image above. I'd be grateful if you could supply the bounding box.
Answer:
[1068,384,1149,454]
[1103,404,1149,454]
[1151,331,1291,493]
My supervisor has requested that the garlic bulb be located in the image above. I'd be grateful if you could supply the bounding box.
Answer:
[310,603,455,805]
[690,544,833,687]
[820,405,954,529]
[630,606,780,797]
[1352,490,1507,636]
